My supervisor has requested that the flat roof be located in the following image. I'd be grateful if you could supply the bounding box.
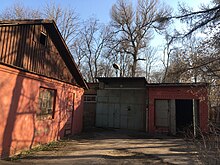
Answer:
[147,83,208,87]
[96,77,208,88]
[96,77,147,82]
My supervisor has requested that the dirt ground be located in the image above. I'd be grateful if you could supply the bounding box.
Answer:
[1,128,200,165]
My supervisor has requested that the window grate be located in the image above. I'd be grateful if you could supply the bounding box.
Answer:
[38,87,56,118]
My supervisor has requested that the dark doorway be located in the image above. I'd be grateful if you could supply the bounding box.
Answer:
[176,99,193,132]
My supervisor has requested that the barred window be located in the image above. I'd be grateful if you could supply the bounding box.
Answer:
[38,87,56,118]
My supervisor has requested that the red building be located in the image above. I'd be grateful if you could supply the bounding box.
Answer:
[92,78,208,135]
[147,83,208,134]
[0,20,87,158]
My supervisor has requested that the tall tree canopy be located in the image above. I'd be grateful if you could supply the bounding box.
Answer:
[165,0,220,80]
[161,0,220,113]
[110,0,171,77]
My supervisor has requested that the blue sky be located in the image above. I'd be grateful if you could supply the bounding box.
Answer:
[0,0,212,23]
[0,0,118,22]
[0,0,212,70]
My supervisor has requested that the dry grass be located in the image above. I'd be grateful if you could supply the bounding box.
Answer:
[185,123,220,165]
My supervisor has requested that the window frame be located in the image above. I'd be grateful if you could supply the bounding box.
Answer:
[39,31,47,46]
[38,86,56,119]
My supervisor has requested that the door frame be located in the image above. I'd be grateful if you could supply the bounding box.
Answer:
[64,92,75,137]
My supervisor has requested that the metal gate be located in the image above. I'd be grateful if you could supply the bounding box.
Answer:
[96,89,146,131]
[155,99,198,135]
[155,99,176,134]
[155,100,169,128]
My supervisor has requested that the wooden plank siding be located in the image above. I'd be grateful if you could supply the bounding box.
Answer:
[0,24,75,84]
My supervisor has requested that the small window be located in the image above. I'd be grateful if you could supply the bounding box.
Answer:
[84,95,96,102]
[38,87,56,118]
[40,32,47,46]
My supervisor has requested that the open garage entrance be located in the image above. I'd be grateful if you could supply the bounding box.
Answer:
[148,84,208,134]
[154,99,199,134]
[175,99,194,133]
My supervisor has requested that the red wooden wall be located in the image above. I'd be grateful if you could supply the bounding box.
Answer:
[0,24,74,84]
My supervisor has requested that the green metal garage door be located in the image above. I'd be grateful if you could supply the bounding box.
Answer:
[96,89,146,131]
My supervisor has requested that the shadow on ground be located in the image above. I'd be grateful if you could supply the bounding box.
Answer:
[1,128,199,165]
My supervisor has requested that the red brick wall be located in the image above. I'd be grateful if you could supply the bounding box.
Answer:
[0,64,84,158]
[148,85,208,133]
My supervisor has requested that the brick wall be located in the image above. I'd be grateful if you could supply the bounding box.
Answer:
[148,85,208,134]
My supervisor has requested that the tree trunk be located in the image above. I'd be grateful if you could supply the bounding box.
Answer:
[132,58,137,77]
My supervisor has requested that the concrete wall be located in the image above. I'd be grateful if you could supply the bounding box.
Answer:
[148,85,208,134]
[0,64,84,158]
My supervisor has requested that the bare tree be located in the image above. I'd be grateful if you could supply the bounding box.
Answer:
[43,1,79,46]
[166,1,220,79]
[156,0,220,84]
[0,1,117,82]
[110,0,171,77]
[118,52,133,77]
[163,35,205,83]
[75,18,113,82]
[0,2,41,19]
[0,1,79,48]
[144,46,158,82]
[172,1,220,37]
[98,58,115,77]
[167,0,220,116]
[71,39,85,68]
[150,70,164,83]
